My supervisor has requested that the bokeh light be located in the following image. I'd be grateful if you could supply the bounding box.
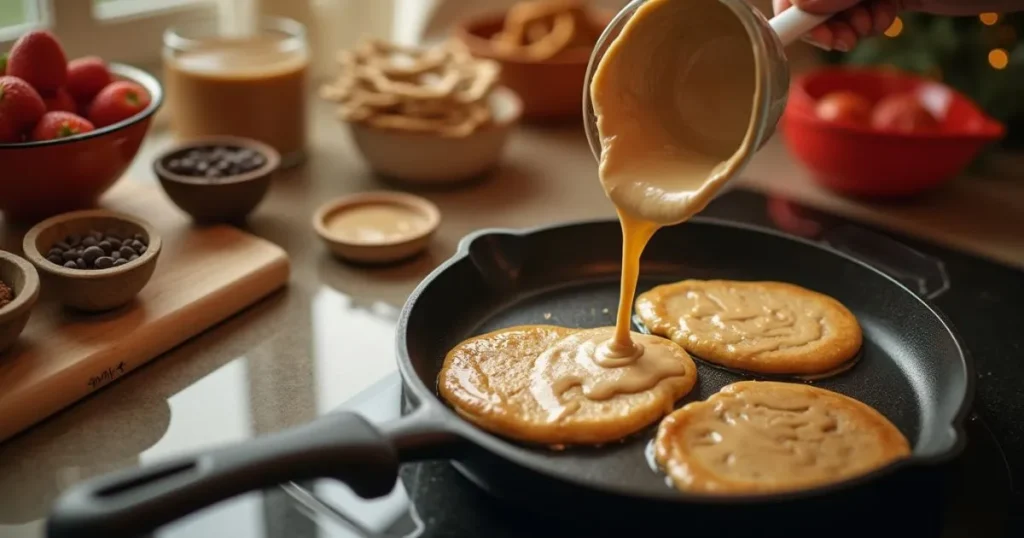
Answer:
[884,17,903,38]
[988,48,1009,69]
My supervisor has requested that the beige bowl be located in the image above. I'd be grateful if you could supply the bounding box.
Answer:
[347,87,522,185]
[0,251,40,354]
[23,210,162,312]
[313,192,441,264]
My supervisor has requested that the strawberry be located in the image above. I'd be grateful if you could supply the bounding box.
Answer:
[0,76,46,142]
[67,56,112,105]
[88,80,150,127]
[7,30,67,94]
[31,111,94,141]
[44,87,76,112]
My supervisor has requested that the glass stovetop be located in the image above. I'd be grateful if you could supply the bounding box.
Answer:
[153,187,1024,538]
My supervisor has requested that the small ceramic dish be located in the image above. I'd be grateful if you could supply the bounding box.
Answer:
[346,87,522,185]
[153,136,280,223]
[0,251,40,354]
[23,210,162,312]
[313,192,441,264]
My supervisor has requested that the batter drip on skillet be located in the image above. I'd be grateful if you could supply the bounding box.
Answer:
[438,325,697,446]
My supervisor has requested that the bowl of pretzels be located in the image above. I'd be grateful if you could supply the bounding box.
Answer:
[455,0,613,121]
[321,39,523,185]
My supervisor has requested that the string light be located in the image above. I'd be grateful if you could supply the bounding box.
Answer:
[979,13,999,26]
[988,48,1009,69]
[884,17,903,38]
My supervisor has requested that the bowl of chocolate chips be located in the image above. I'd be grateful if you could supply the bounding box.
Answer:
[23,210,161,312]
[154,136,280,224]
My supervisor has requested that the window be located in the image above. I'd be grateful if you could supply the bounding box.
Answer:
[0,0,218,69]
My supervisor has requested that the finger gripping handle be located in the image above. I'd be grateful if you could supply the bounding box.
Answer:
[769,6,831,46]
[46,412,399,538]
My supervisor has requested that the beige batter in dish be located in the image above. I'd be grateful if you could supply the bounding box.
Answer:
[325,203,430,244]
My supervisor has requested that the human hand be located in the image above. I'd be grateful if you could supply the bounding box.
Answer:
[772,0,900,52]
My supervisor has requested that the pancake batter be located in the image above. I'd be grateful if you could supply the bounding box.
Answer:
[635,280,862,376]
[438,325,697,446]
[588,0,762,362]
[654,381,910,494]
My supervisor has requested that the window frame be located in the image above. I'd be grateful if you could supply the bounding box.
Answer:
[0,0,218,70]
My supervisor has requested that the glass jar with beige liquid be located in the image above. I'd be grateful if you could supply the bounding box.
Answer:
[163,17,309,167]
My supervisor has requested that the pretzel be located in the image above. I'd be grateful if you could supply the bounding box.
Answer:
[491,0,599,60]
[320,39,501,138]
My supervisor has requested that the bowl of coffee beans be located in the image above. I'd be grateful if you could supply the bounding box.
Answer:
[22,210,161,312]
[0,251,40,353]
[153,136,280,224]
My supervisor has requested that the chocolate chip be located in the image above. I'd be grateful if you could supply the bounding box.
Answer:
[62,250,78,262]
[82,236,97,247]
[66,234,81,247]
[130,240,145,251]
[47,248,62,257]
[113,258,128,267]
[112,251,121,260]
[98,240,112,254]
[109,238,122,249]
[63,261,77,268]
[95,257,115,269]
[48,255,63,265]
[119,246,136,258]
[134,234,147,245]
[76,258,87,269]
[55,241,70,251]
[83,246,104,264]
[129,254,139,262]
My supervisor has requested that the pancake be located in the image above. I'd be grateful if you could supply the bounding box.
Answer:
[654,380,911,494]
[438,325,698,446]
[635,279,862,376]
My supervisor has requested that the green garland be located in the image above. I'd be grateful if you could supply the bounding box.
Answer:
[820,13,1024,148]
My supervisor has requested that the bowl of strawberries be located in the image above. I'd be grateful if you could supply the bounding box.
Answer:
[0,30,162,222]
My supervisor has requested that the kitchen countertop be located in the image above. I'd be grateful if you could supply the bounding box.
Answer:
[1,93,1022,537]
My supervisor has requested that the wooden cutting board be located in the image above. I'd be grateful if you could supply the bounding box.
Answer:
[0,180,290,443]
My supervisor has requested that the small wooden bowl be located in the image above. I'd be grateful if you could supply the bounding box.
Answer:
[23,210,162,312]
[0,251,40,354]
[313,192,441,264]
[153,136,280,223]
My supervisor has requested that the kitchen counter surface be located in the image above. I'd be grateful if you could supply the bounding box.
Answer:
[1,94,1022,537]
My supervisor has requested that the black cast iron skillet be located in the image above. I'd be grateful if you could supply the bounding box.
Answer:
[46,218,973,538]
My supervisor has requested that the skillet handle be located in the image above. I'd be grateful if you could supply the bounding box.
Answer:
[46,412,399,538]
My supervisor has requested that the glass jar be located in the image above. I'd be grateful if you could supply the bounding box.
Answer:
[163,17,310,168]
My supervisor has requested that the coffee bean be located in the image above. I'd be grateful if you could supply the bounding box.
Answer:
[95,257,115,269]
[131,240,145,251]
[112,251,121,260]
[48,255,63,265]
[119,246,136,258]
[62,250,78,262]
[134,234,147,245]
[83,246,104,264]
[55,241,70,251]
[98,240,112,254]
[82,236,97,248]
[63,261,77,269]
[129,254,139,262]
[113,258,128,267]
[76,258,87,269]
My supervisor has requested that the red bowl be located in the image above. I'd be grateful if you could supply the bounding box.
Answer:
[782,67,1004,198]
[0,63,163,223]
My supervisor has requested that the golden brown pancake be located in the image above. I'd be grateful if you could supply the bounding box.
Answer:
[654,381,910,494]
[635,279,862,376]
[438,325,698,446]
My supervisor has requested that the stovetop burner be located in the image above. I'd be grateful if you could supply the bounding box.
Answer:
[156,187,1022,537]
